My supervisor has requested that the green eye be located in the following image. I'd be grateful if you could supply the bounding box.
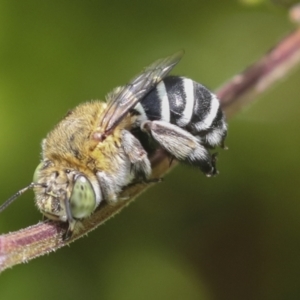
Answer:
[33,162,44,183]
[70,176,96,219]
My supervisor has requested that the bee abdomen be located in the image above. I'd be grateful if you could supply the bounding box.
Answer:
[136,76,226,148]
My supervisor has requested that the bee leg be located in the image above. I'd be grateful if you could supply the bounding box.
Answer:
[220,133,228,150]
[169,155,175,167]
[63,223,76,241]
[122,178,162,200]
[146,177,163,183]
[141,120,217,176]
[63,197,77,240]
[126,177,163,188]
[96,171,119,205]
[122,130,152,180]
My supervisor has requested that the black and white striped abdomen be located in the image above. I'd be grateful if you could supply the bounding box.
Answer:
[135,76,227,148]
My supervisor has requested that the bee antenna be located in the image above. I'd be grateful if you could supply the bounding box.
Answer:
[0,182,43,213]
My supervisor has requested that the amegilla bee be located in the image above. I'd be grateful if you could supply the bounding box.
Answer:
[0,51,227,239]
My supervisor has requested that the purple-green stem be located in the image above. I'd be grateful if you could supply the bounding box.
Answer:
[1,27,300,273]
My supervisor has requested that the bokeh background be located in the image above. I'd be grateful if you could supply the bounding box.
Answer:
[1,1,300,299]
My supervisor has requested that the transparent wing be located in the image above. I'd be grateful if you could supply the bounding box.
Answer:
[99,50,184,135]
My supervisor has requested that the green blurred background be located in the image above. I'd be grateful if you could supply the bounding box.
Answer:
[1,0,300,299]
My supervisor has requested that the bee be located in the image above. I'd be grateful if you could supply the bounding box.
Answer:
[0,51,227,239]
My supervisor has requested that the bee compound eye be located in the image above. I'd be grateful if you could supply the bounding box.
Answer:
[33,162,44,183]
[70,176,96,219]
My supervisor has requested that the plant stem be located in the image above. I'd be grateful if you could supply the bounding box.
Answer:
[1,27,300,273]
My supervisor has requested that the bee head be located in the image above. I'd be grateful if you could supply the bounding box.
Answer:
[32,162,100,238]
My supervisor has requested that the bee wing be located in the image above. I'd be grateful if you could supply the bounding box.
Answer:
[99,50,184,135]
